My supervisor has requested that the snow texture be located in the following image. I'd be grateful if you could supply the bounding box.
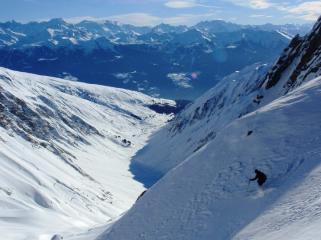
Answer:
[0,67,174,240]
[99,74,321,240]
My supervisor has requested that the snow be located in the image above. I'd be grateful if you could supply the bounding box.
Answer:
[49,39,59,45]
[98,75,321,240]
[135,63,269,176]
[61,37,79,44]
[0,67,175,240]
[276,30,292,40]
[201,34,212,42]
[0,39,16,45]
[38,58,58,62]
[167,72,193,88]
[7,29,26,37]
[69,37,78,45]
[47,28,56,38]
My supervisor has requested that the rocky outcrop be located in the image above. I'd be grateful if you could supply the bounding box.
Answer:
[264,16,321,91]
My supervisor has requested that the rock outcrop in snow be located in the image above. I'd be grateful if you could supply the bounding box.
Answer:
[263,16,321,91]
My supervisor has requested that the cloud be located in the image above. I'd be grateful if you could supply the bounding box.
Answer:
[165,0,199,8]
[167,73,193,88]
[64,16,108,24]
[164,0,218,9]
[65,12,219,26]
[109,13,162,26]
[65,14,161,26]
[161,13,218,25]
[226,0,320,22]
[285,1,321,21]
[250,14,272,18]
[249,0,272,9]
[113,72,132,80]
[226,0,272,9]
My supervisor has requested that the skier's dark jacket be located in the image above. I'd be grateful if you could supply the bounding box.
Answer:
[136,190,147,201]
[250,169,267,186]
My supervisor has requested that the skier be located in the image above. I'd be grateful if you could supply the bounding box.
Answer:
[136,190,147,201]
[249,169,267,186]
[51,234,63,240]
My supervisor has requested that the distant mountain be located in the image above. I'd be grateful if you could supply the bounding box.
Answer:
[0,19,311,99]
[195,20,311,37]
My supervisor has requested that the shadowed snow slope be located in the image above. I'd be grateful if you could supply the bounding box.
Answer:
[130,62,269,179]
[98,75,321,240]
[97,17,321,240]
[0,67,175,239]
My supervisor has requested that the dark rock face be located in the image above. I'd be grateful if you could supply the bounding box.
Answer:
[264,35,304,89]
[263,16,321,91]
[147,100,191,115]
[0,81,101,165]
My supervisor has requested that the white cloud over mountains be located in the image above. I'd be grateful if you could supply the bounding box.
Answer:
[285,1,321,21]
[64,0,320,26]
[164,0,217,9]
[229,0,272,9]
[226,0,320,21]
[165,0,200,8]
[65,12,219,26]
[163,0,320,22]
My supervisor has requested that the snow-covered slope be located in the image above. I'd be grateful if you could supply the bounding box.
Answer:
[0,67,175,239]
[99,75,321,240]
[97,17,321,240]
[131,63,269,178]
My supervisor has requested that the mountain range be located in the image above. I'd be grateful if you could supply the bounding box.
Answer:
[0,19,311,99]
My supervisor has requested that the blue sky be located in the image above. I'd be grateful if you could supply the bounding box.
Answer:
[1,0,320,25]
